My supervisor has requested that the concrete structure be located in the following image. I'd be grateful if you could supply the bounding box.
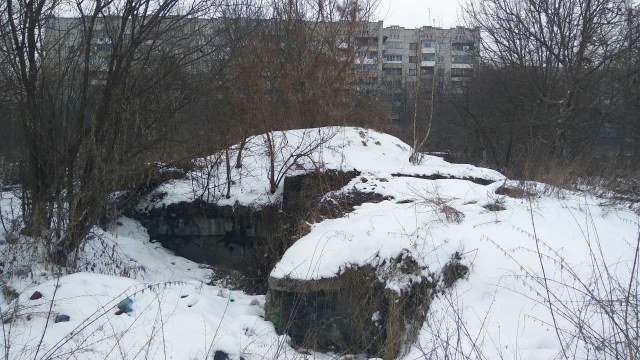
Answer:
[354,23,478,84]
[352,22,479,121]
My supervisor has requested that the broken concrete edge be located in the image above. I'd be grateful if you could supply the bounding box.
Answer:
[130,199,277,221]
[391,172,498,186]
[268,249,427,293]
[268,274,346,292]
[111,169,369,293]
[266,258,437,359]
[265,250,473,359]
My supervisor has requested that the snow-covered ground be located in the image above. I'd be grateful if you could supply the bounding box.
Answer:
[1,127,639,359]
[138,127,503,210]
[0,216,305,360]
[271,174,639,359]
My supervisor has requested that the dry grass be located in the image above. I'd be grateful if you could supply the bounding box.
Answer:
[440,252,469,288]
[414,188,465,224]
[495,183,536,199]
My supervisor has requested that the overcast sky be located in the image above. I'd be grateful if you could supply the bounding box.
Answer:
[375,0,465,28]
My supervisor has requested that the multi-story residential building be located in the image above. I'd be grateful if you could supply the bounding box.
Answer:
[352,22,479,122]
[354,23,478,85]
[45,16,478,123]
[44,16,227,83]
[384,25,477,85]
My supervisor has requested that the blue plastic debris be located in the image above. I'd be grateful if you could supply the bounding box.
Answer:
[54,314,70,323]
[117,297,134,313]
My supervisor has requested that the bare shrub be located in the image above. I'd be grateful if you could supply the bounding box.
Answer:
[482,192,507,212]
[481,198,640,359]
[0,0,246,265]
[414,186,465,224]
[495,183,536,199]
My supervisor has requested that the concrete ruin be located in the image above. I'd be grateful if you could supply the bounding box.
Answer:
[266,253,434,359]
[131,169,434,359]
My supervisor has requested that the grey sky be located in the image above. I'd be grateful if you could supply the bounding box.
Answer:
[375,0,465,28]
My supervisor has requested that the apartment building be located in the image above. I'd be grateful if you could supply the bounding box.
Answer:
[354,22,478,85]
[44,16,226,83]
[45,16,478,123]
[352,22,479,121]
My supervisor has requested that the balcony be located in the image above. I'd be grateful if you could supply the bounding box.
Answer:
[383,54,402,64]
[355,58,377,65]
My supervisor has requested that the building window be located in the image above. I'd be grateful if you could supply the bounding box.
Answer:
[382,68,402,77]
[421,53,435,62]
[409,56,418,63]
[95,44,111,52]
[409,42,417,50]
[355,64,376,75]
[451,68,473,77]
[422,40,435,48]
[384,54,402,62]
[408,68,417,76]
[358,50,378,59]
[90,56,107,69]
[452,55,473,64]
[420,67,434,75]
[452,43,474,52]
[387,41,403,49]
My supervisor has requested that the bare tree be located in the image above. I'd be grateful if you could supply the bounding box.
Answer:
[455,0,638,175]
[465,0,630,154]
[409,30,449,164]
[0,0,234,263]
[222,0,376,192]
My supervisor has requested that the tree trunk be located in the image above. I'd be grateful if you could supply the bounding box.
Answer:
[235,138,246,169]
[265,132,277,194]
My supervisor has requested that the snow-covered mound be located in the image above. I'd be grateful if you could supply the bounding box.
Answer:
[1,126,638,360]
[271,173,639,358]
[139,127,503,209]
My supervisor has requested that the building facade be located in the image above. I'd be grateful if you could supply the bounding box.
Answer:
[354,23,478,84]
[44,16,226,83]
[45,16,478,122]
[352,22,479,122]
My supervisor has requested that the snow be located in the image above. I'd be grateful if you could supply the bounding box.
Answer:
[272,174,639,358]
[1,126,639,360]
[138,127,503,210]
[0,218,309,360]
[78,217,212,283]
[3,272,278,360]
